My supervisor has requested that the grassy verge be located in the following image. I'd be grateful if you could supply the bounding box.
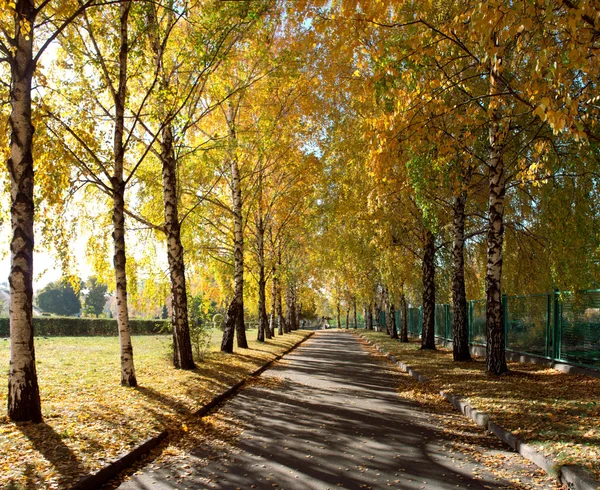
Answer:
[355,330,600,481]
[0,329,311,489]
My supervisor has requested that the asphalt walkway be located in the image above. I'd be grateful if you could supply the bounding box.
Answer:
[117,331,555,490]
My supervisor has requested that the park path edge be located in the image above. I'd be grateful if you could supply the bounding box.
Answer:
[354,331,600,490]
[71,331,314,490]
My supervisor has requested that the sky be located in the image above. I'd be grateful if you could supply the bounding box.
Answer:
[0,249,93,292]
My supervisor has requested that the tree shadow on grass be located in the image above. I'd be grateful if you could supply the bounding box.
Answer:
[16,421,84,489]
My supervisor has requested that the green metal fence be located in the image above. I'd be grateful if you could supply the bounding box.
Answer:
[375,289,600,371]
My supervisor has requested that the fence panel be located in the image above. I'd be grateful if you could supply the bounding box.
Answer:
[378,310,386,331]
[560,290,600,368]
[447,305,454,340]
[399,289,600,371]
[505,294,550,358]
[471,299,486,345]
[408,307,422,337]
[434,304,446,340]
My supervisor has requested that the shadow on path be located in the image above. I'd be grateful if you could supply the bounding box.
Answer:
[117,331,552,490]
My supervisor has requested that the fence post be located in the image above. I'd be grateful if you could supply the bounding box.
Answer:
[552,289,561,361]
[502,294,508,349]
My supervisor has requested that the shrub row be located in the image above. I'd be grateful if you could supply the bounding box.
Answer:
[0,317,171,337]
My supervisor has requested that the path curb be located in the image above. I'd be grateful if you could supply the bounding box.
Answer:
[354,332,600,490]
[72,331,314,490]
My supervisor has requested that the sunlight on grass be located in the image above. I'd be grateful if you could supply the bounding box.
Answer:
[0,329,310,489]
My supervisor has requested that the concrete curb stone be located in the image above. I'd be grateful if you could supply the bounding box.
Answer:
[71,331,315,490]
[353,331,600,490]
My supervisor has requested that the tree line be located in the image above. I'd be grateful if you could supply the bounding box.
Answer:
[2,0,317,423]
[2,0,598,423]
[305,0,598,375]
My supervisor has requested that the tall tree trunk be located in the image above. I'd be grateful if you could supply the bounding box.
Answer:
[257,259,268,341]
[221,102,247,351]
[452,191,471,362]
[161,125,194,369]
[276,278,285,335]
[231,156,247,348]
[400,293,409,342]
[336,302,341,329]
[390,303,398,339]
[256,176,269,341]
[112,0,136,386]
[384,288,392,335]
[146,2,194,369]
[291,286,298,330]
[375,305,381,331]
[7,0,42,422]
[486,42,508,375]
[269,265,277,336]
[367,302,373,330]
[345,307,350,329]
[286,287,293,333]
[352,297,357,329]
[421,229,436,350]
[221,297,238,353]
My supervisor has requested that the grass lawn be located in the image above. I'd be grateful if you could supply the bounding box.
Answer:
[0,329,310,489]
[355,330,600,481]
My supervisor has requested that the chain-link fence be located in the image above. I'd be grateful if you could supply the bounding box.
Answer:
[375,290,600,370]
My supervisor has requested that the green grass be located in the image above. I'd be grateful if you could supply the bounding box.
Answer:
[0,329,310,489]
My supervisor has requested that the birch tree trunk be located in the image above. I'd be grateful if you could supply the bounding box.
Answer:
[366,302,373,330]
[285,286,295,333]
[336,302,341,329]
[390,303,398,339]
[256,235,269,341]
[112,0,136,386]
[345,308,350,329]
[221,298,237,353]
[289,287,297,331]
[257,267,268,341]
[222,102,247,352]
[486,44,509,375]
[255,170,269,341]
[400,293,409,342]
[452,192,471,362]
[7,0,42,422]
[276,278,285,335]
[231,156,248,348]
[384,289,392,335]
[421,229,436,350]
[161,125,195,368]
[146,2,194,369]
[296,302,301,330]
[269,265,277,336]
[352,297,357,329]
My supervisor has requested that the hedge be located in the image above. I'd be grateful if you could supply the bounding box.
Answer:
[0,317,171,337]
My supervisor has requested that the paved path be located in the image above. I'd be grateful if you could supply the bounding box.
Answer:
[117,331,555,490]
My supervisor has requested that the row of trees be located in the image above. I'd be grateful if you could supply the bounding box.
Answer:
[2,0,319,422]
[3,0,597,423]
[307,0,598,373]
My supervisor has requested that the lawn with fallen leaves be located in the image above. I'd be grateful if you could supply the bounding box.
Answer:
[0,329,310,489]
[354,330,600,482]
